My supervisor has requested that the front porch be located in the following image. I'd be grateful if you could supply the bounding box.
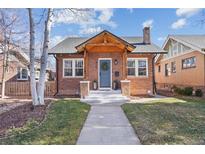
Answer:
[80,80,131,100]
[80,90,130,106]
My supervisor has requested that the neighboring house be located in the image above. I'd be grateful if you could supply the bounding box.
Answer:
[0,49,54,84]
[0,49,30,82]
[155,35,205,93]
[49,28,165,96]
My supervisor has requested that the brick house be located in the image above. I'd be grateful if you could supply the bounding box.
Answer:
[49,28,165,97]
[155,35,205,93]
[0,49,30,83]
[0,49,54,84]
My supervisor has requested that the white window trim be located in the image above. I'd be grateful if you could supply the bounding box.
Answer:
[17,67,28,80]
[127,58,148,78]
[63,58,84,78]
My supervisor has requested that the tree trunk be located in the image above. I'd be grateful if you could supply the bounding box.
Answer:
[1,49,6,98]
[28,8,39,105]
[37,9,52,105]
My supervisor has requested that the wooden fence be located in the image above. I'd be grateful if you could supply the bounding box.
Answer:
[1,81,56,97]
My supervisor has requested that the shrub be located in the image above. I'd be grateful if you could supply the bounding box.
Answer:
[173,86,193,96]
[195,89,203,97]
[183,87,193,96]
[174,87,184,95]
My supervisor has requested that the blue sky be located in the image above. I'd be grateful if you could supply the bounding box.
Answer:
[50,8,205,47]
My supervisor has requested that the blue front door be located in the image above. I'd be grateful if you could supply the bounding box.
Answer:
[99,59,111,88]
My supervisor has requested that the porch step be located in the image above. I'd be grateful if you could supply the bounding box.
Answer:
[80,90,130,106]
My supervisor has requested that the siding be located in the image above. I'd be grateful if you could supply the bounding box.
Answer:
[155,51,205,87]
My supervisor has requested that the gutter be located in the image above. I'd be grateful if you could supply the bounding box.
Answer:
[53,54,58,96]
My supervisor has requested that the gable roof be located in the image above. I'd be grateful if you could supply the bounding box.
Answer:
[162,35,205,53]
[49,30,165,54]
[75,30,135,51]
[155,34,205,63]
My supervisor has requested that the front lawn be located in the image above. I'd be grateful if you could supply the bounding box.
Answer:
[122,97,205,144]
[0,100,90,145]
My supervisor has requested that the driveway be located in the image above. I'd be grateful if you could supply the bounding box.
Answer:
[77,105,141,145]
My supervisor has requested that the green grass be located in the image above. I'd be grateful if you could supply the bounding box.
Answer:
[122,97,205,145]
[0,100,90,145]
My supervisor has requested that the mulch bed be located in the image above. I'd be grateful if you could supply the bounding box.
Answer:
[0,100,51,138]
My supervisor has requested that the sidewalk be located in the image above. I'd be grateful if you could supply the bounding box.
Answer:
[77,105,141,145]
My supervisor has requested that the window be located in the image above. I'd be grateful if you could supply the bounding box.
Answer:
[17,67,28,80]
[158,65,161,72]
[63,59,84,77]
[127,58,148,77]
[165,63,169,76]
[35,70,40,80]
[127,59,135,76]
[138,60,147,76]
[172,41,178,56]
[75,59,83,76]
[182,57,196,69]
[171,61,176,73]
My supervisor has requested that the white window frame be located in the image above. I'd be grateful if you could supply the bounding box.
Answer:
[127,58,148,77]
[17,67,28,80]
[63,58,84,78]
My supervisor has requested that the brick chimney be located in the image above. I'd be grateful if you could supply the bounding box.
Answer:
[143,27,151,44]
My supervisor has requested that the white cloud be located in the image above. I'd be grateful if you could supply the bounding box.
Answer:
[157,37,166,41]
[52,9,116,35]
[79,26,103,35]
[142,19,154,28]
[171,18,187,29]
[176,8,202,18]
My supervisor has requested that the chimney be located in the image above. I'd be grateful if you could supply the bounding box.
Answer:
[143,27,150,44]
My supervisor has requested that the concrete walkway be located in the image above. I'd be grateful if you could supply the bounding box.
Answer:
[77,91,141,145]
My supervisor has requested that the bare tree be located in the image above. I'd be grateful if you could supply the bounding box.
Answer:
[0,9,25,98]
[37,8,52,105]
[27,8,90,105]
[28,8,39,105]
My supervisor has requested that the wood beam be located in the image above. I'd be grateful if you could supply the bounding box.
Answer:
[83,49,89,80]
[124,48,128,79]
[122,48,128,80]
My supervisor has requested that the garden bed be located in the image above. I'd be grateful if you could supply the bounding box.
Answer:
[0,100,51,137]
[0,100,90,144]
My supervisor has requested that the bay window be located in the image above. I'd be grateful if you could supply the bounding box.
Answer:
[63,59,84,77]
[127,58,148,77]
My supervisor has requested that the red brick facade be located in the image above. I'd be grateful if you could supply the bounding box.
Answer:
[56,52,154,96]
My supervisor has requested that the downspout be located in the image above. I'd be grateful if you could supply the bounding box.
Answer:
[204,54,205,91]
[152,54,157,95]
[53,54,58,96]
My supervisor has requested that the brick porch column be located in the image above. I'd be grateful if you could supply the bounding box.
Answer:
[121,80,130,97]
[80,81,90,99]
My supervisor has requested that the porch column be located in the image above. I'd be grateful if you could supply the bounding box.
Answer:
[84,49,88,80]
[80,81,90,99]
[122,48,128,80]
[121,80,130,97]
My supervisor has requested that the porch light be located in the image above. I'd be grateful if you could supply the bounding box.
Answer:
[114,59,118,65]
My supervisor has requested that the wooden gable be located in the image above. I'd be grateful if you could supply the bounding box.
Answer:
[75,30,135,53]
